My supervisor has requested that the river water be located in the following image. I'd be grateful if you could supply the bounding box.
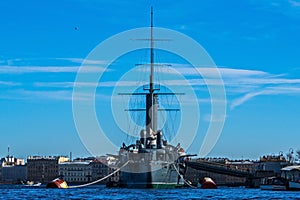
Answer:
[0,185,300,199]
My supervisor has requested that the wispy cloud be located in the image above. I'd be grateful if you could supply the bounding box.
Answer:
[230,91,264,110]
[149,64,300,109]
[2,62,300,108]
[0,89,73,101]
[251,0,300,19]
[0,65,108,74]
[157,65,300,108]
[138,63,268,78]
[34,82,76,88]
[289,0,300,7]
[203,114,228,122]
[0,66,79,73]
[1,57,109,66]
[34,80,142,88]
[0,88,112,102]
[228,74,300,109]
[57,58,109,65]
[230,86,300,110]
[0,81,21,86]
[0,57,111,74]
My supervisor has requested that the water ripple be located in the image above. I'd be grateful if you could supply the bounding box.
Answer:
[0,185,300,199]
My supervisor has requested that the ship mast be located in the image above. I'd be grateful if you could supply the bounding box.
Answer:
[150,6,154,91]
[119,7,180,150]
[146,6,158,145]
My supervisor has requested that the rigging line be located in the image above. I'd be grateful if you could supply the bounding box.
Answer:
[165,113,171,141]
[143,62,147,87]
[171,94,178,144]
[68,161,130,189]
[163,95,170,140]
[154,51,158,86]
[133,112,138,136]
[137,51,143,86]
[133,110,139,139]
[170,95,174,132]
[130,95,136,142]
[137,111,143,136]
[160,110,168,141]
[156,50,162,86]
[138,50,147,89]
[143,50,148,87]
[172,163,197,189]
[129,95,137,143]
[169,113,174,142]
[136,46,146,88]
[171,111,179,145]
[130,93,142,140]
[121,94,130,143]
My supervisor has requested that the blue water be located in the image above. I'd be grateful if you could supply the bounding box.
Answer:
[1,185,300,199]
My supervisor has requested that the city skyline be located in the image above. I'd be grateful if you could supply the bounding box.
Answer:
[0,0,300,159]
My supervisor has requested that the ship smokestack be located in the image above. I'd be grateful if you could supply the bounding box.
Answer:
[140,129,147,147]
[156,130,162,149]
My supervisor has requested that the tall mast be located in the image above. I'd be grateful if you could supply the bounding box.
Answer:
[150,6,154,93]
[145,6,158,147]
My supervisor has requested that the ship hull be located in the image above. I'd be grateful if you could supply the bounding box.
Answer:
[119,160,183,188]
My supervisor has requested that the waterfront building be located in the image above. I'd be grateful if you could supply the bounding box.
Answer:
[224,160,255,186]
[59,161,92,183]
[91,157,109,182]
[91,156,120,183]
[72,157,95,162]
[0,156,26,183]
[1,165,26,183]
[26,156,69,183]
[1,157,25,166]
[257,155,289,175]
[106,156,119,183]
[281,165,300,181]
[58,156,117,184]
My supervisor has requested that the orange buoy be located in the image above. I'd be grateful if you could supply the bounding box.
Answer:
[199,177,217,189]
[46,178,68,189]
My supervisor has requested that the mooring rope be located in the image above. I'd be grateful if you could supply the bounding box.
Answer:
[172,163,197,189]
[68,160,129,189]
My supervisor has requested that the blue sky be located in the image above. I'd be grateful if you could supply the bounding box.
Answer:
[1,0,300,160]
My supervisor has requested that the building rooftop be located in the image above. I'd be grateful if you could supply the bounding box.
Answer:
[59,161,90,165]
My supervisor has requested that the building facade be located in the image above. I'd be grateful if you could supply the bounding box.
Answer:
[91,159,108,182]
[1,165,26,182]
[0,156,26,183]
[26,156,69,183]
[58,157,116,184]
[257,155,289,175]
[59,161,92,183]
